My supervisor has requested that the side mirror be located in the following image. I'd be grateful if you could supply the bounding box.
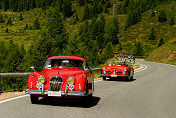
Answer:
[30,66,35,71]
[85,68,89,72]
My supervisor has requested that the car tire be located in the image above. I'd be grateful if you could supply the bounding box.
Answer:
[84,93,93,102]
[103,77,106,80]
[127,76,131,81]
[30,95,38,104]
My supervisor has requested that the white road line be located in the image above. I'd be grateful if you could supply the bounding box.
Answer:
[94,79,103,82]
[0,94,29,104]
[0,64,148,104]
[134,64,148,73]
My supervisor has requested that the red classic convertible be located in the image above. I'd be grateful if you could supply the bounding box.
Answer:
[101,60,134,81]
[26,55,94,104]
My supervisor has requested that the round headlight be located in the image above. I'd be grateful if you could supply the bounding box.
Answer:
[38,75,45,84]
[67,77,74,85]
[124,68,127,72]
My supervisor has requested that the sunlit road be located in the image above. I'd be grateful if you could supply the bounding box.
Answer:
[0,59,176,118]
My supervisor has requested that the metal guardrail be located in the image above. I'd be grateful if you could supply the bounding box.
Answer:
[91,68,102,71]
[0,73,30,78]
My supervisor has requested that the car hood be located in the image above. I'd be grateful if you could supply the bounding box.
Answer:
[42,67,85,79]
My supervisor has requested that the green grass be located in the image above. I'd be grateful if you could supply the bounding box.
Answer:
[0,8,47,49]
[118,1,176,56]
[146,39,176,65]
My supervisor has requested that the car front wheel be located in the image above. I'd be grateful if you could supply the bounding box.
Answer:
[103,77,106,80]
[30,95,38,104]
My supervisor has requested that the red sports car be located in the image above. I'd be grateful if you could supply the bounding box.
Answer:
[26,55,94,104]
[101,60,134,81]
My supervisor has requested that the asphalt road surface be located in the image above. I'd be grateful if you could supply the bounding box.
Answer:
[0,59,176,118]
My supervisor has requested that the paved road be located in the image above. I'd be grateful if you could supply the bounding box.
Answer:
[0,59,176,118]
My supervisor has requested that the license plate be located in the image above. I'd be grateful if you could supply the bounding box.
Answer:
[48,91,61,97]
[111,75,117,77]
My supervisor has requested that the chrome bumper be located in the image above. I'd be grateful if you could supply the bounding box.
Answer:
[101,74,128,77]
[26,89,86,96]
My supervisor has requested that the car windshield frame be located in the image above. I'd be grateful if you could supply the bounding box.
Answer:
[109,60,129,66]
[44,58,85,70]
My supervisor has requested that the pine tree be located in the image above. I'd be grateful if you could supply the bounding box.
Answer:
[123,0,129,8]
[55,0,63,12]
[158,10,167,22]
[6,17,13,26]
[118,42,122,51]
[92,1,98,15]
[62,0,73,18]
[0,14,4,23]
[18,3,23,12]
[125,9,141,30]
[82,4,90,20]
[97,1,103,14]
[33,18,41,30]
[5,27,8,33]
[149,28,156,40]
[133,42,143,56]
[104,5,109,13]
[19,13,23,21]
[76,0,85,6]
[46,9,68,55]
[104,16,119,45]
[158,37,164,47]
[150,10,155,17]
[36,0,41,8]
[106,0,111,8]
[112,17,119,45]
[24,24,28,30]
[2,0,8,11]
[170,16,174,26]
[30,0,36,9]
[4,40,22,72]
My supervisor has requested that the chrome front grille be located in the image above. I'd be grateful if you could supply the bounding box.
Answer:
[106,71,112,73]
[50,76,63,91]
[117,72,123,74]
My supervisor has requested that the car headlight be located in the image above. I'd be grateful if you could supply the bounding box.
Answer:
[124,68,127,72]
[67,77,74,85]
[38,75,45,84]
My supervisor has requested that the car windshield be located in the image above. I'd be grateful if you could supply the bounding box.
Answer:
[109,60,128,66]
[44,59,84,69]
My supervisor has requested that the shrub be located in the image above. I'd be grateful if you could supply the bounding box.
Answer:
[158,10,167,22]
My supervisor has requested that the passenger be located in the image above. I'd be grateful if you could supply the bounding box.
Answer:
[121,61,126,66]
[54,61,61,67]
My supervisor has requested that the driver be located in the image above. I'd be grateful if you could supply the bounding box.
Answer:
[54,61,61,67]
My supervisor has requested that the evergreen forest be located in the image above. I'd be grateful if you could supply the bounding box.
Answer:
[0,0,176,92]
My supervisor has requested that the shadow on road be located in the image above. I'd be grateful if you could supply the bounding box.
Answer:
[35,96,101,108]
[105,78,136,82]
